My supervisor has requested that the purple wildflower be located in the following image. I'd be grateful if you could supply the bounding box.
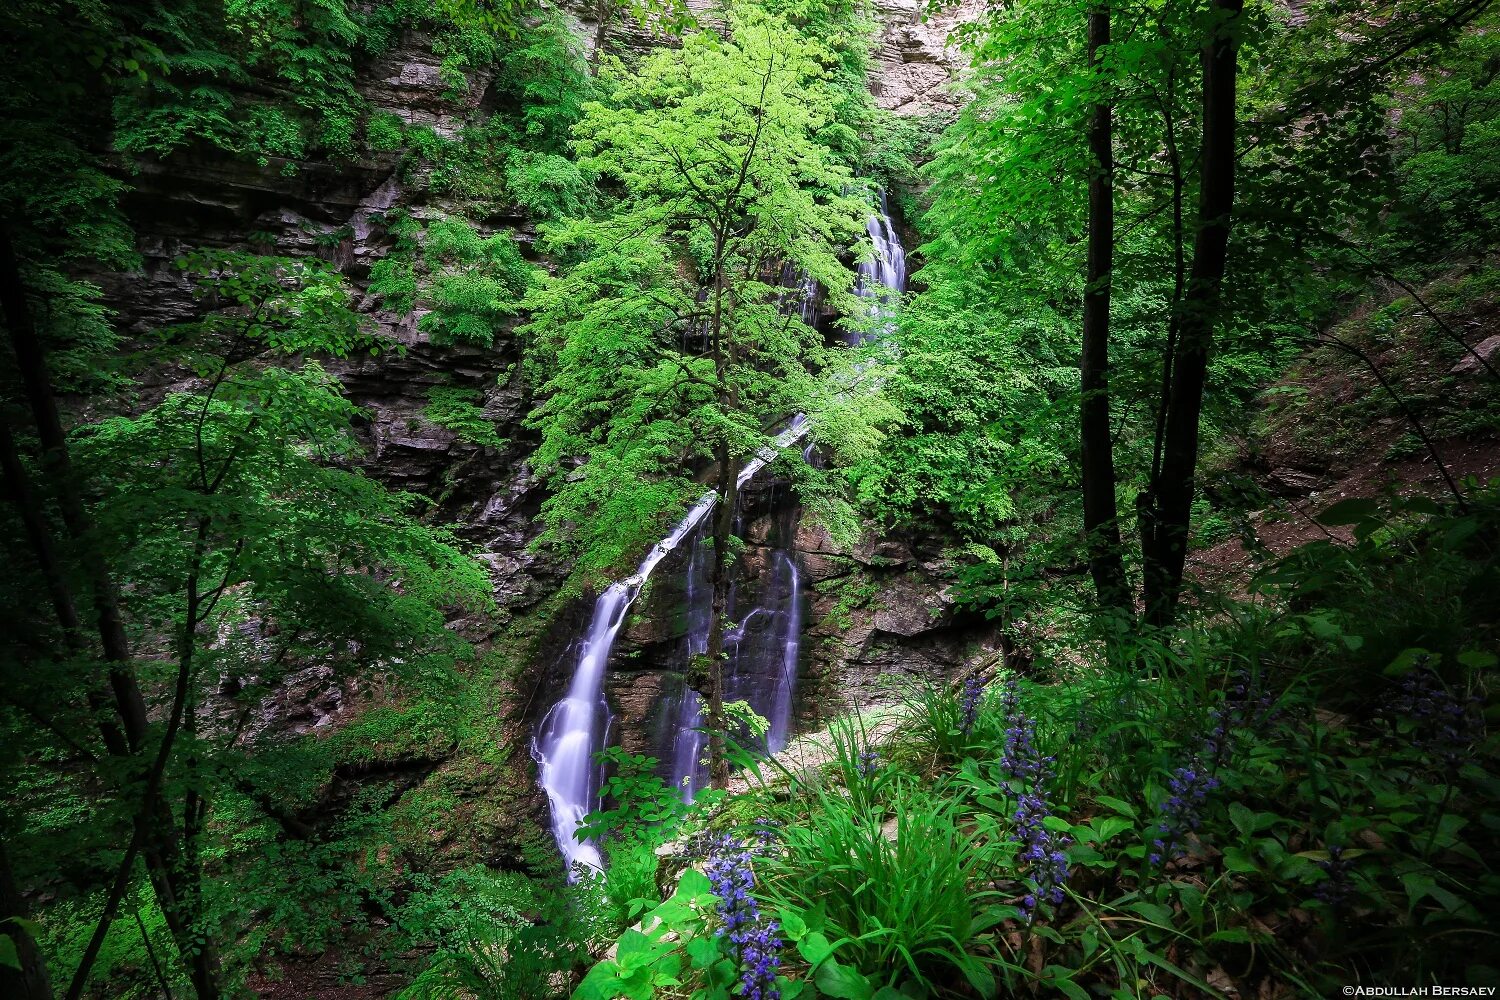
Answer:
[1000,679,1055,787]
[705,836,782,1000]
[735,919,783,1000]
[1313,845,1355,910]
[857,749,881,777]
[998,679,1069,919]
[1390,662,1481,768]
[1013,789,1071,918]
[1148,761,1220,867]
[751,817,783,853]
[960,676,986,735]
[706,835,760,936]
[1205,670,1276,768]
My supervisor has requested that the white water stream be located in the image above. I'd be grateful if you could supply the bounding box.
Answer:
[533,194,906,873]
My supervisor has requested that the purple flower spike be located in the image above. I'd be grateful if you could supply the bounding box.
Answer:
[706,835,783,1000]
[960,676,987,736]
[997,679,1070,920]
[1390,661,1482,768]
[1313,844,1355,910]
[1149,761,1219,867]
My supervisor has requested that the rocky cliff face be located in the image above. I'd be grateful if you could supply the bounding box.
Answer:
[89,5,977,867]
[559,0,976,115]
[93,31,561,610]
[868,0,980,115]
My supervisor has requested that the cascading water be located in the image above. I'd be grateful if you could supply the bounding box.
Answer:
[853,189,908,342]
[534,191,906,870]
[665,193,907,798]
[666,495,806,800]
[533,418,809,872]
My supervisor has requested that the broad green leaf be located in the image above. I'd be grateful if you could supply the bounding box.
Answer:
[814,958,875,1000]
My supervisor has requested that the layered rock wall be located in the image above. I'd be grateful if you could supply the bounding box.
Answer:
[86,1,978,867]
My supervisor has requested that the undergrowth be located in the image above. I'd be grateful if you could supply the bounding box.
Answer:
[563,490,1499,999]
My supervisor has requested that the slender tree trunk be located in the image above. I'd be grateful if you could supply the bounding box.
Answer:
[1080,1,1129,613]
[0,233,147,747]
[1141,0,1244,626]
[589,0,614,74]
[705,451,737,791]
[1,838,52,1000]
[1140,53,1187,599]
[1,420,133,758]
[699,236,736,791]
[1,234,220,999]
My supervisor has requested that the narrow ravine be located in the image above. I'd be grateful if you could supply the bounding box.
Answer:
[532,196,908,872]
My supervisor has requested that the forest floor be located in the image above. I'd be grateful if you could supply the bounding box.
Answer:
[725,704,909,796]
[1193,263,1500,592]
[245,952,411,999]
[1192,434,1500,591]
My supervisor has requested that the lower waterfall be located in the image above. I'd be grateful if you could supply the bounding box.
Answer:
[533,194,907,872]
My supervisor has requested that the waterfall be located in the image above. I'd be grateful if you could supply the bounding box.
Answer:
[534,192,906,871]
[533,418,809,873]
[666,528,712,804]
[667,497,805,801]
[853,189,908,342]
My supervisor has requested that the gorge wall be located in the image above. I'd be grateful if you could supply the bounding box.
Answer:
[87,0,990,872]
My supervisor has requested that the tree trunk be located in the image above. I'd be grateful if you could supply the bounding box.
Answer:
[705,450,737,791]
[0,838,52,1000]
[0,232,147,747]
[589,0,613,74]
[1080,1,1130,613]
[1,234,221,999]
[1140,0,1244,626]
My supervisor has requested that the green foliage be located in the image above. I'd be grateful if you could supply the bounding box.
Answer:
[425,385,509,450]
[2,248,498,996]
[396,867,600,1000]
[419,218,535,345]
[367,110,407,151]
[523,3,882,585]
[577,748,703,929]
[506,150,598,220]
[585,491,1500,996]
[762,776,1010,993]
[495,12,596,150]
[371,212,535,346]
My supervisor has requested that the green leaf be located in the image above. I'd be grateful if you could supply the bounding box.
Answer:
[1128,900,1174,926]
[0,934,19,972]
[1094,795,1138,819]
[1384,648,1432,677]
[686,933,720,970]
[1316,497,1380,525]
[798,930,836,967]
[1228,802,1256,837]
[1458,649,1499,670]
[780,907,809,942]
[814,958,875,1000]
[1402,872,1439,908]
[614,929,654,972]
[575,959,626,1000]
[1041,968,1092,1000]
